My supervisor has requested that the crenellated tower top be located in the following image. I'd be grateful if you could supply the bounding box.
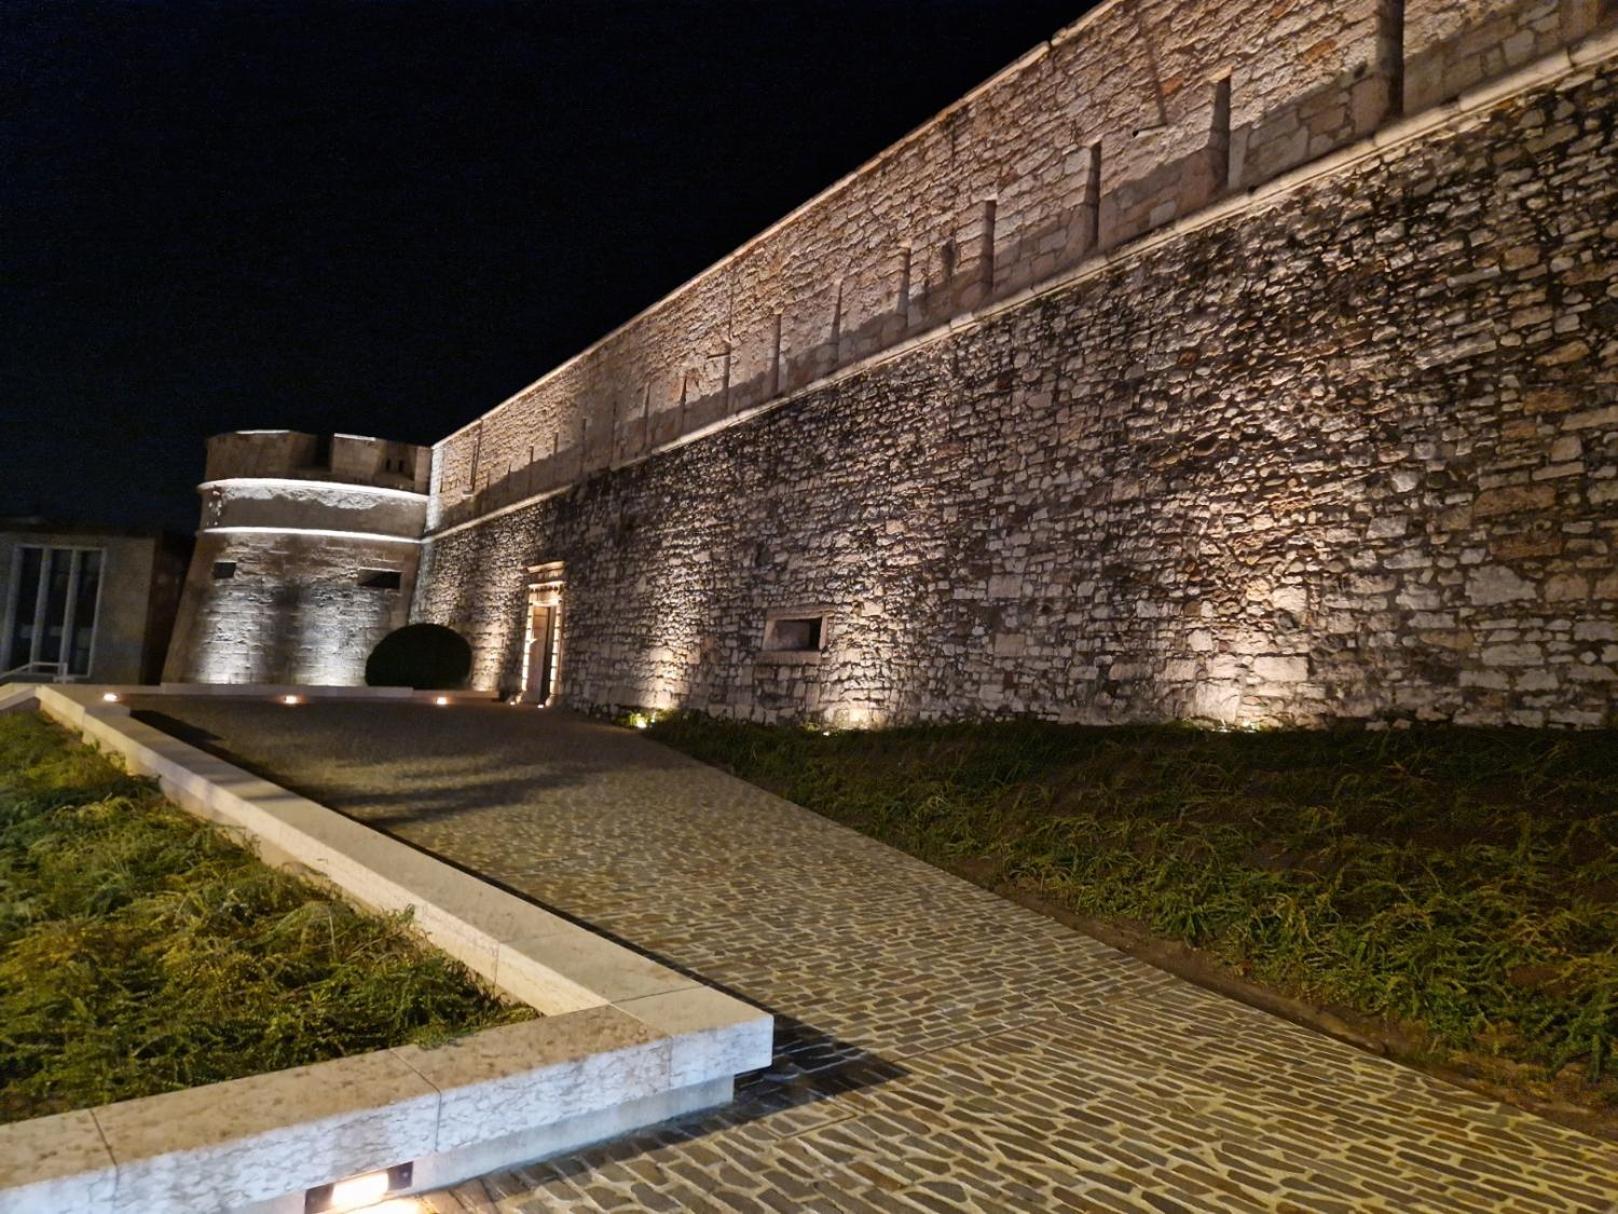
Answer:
[203,430,429,495]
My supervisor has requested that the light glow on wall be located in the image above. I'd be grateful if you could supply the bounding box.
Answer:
[199,526,422,545]
[196,477,428,502]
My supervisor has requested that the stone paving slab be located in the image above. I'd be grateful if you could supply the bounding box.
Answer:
[129,699,1618,1213]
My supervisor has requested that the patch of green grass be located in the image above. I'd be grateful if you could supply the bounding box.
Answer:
[645,713,1618,1102]
[0,712,531,1124]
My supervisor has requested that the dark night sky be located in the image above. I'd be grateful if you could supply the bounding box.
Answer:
[3,0,1090,531]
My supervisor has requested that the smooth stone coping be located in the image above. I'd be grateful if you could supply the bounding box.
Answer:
[0,684,774,1214]
[149,682,497,703]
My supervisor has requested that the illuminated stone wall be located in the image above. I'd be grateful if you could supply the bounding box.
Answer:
[416,50,1618,728]
[427,0,1614,538]
[166,530,421,685]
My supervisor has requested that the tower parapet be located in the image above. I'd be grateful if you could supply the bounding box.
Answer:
[203,429,428,492]
[164,431,430,685]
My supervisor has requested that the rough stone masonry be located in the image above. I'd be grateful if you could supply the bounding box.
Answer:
[173,0,1618,729]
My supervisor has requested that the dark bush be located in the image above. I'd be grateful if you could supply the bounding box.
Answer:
[364,623,472,690]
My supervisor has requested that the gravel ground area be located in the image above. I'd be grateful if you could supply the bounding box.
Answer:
[131,697,1618,1213]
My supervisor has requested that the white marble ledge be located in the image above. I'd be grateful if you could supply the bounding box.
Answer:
[0,1108,118,1214]
[398,1009,670,1153]
[619,986,776,1088]
[96,1048,441,1214]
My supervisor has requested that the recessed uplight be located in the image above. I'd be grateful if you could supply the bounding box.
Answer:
[305,1162,413,1213]
[433,695,450,706]
[329,1171,389,1210]
[282,694,301,705]
[101,692,120,703]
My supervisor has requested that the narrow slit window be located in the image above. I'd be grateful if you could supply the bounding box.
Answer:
[212,561,237,580]
[1379,0,1406,120]
[358,569,402,590]
[1210,75,1232,192]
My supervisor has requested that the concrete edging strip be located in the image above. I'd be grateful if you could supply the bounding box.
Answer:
[0,684,773,1214]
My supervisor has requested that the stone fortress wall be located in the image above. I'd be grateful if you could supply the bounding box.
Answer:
[164,432,429,685]
[428,0,1612,534]
[413,0,1618,728]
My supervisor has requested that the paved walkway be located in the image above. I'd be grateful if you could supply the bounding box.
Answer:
[132,699,1618,1214]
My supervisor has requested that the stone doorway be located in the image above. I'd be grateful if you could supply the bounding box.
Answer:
[522,562,564,704]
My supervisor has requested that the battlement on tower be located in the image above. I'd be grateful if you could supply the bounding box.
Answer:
[204,430,429,495]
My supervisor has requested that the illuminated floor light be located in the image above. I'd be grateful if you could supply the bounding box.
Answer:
[433,695,450,706]
[101,692,120,703]
[305,1163,413,1213]
[328,1171,389,1209]
[282,694,301,705]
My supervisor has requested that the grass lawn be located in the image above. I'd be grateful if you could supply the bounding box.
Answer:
[645,713,1618,1124]
[0,712,531,1124]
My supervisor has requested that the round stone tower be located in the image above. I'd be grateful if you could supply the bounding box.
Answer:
[163,430,430,685]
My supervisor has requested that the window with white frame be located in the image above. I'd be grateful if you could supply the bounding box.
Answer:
[2,546,105,678]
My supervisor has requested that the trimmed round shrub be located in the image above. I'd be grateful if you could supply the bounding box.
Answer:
[364,624,472,690]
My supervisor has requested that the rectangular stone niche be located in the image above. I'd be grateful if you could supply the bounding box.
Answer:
[760,607,830,663]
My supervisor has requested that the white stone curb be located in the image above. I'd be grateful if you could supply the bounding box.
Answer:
[0,684,773,1214]
[145,682,489,702]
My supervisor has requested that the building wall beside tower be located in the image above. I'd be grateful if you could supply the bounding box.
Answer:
[163,432,429,685]
[0,521,189,685]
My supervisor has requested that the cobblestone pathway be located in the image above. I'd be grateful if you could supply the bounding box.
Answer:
[133,699,1618,1214]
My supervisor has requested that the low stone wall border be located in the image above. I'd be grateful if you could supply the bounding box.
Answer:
[0,684,772,1214]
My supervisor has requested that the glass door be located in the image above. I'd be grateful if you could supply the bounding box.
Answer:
[3,546,105,678]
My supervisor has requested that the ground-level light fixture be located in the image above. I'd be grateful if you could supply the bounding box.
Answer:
[305,1162,412,1213]
[282,694,301,705]
[433,695,450,706]
[101,692,120,703]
